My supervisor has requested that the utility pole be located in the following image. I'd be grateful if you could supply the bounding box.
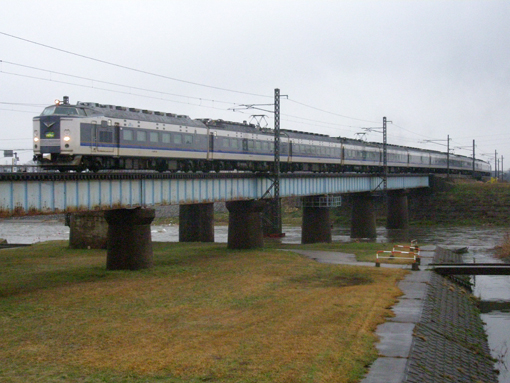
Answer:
[272,88,282,235]
[383,117,388,192]
[262,88,285,237]
[233,89,286,237]
[364,117,390,192]
[447,135,450,180]
[495,150,498,179]
[502,155,505,181]
[472,139,475,176]
[420,135,452,178]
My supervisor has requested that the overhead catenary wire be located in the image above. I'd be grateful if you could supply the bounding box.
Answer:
[3,31,501,158]
[1,70,239,113]
[0,32,386,128]
[1,62,384,133]
[287,98,380,124]
[1,60,243,107]
[0,31,271,98]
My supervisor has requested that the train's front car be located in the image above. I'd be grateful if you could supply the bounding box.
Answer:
[33,96,89,170]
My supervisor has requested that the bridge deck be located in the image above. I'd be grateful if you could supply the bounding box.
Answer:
[0,172,429,216]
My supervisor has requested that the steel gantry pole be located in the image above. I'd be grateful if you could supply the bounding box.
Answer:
[472,139,476,176]
[272,88,282,235]
[262,88,284,237]
[495,150,498,179]
[447,135,450,180]
[383,117,388,192]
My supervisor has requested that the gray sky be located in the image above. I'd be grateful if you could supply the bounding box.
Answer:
[1,0,509,169]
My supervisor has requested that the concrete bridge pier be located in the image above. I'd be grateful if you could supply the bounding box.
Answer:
[301,196,332,244]
[350,192,377,239]
[66,211,108,249]
[226,200,265,249]
[104,208,155,270]
[386,190,409,230]
[179,203,214,242]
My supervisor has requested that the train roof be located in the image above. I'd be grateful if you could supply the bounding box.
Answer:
[76,102,206,128]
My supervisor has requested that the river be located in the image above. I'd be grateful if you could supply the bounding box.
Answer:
[1,220,509,382]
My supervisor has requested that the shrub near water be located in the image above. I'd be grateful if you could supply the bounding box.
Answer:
[0,241,405,383]
[495,232,510,261]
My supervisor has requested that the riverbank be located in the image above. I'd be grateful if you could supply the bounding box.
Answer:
[404,247,498,382]
[296,246,499,383]
[408,179,510,226]
[0,241,406,383]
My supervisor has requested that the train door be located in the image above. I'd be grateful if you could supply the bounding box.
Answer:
[288,141,293,163]
[95,120,118,155]
[207,131,215,160]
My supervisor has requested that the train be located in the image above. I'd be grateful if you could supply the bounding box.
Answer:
[33,96,491,176]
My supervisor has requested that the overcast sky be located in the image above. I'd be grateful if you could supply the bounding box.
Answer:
[1,0,509,169]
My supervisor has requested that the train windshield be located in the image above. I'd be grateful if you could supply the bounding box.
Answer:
[41,106,87,116]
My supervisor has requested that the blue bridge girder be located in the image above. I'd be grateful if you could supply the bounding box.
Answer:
[0,172,429,216]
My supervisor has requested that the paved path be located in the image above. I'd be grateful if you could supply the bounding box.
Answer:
[291,247,436,383]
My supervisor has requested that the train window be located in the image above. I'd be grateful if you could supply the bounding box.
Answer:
[255,141,262,150]
[230,138,238,149]
[222,138,229,148]
[41,106,82,116]
[248,140,254,150]
[137,131,147,142]
[150,132,159,143]
[99,131,113,143]
[162,133,170,143]
[184,134,193,144]
[174,134,182,144]
[263,142,269,151]
[122,129,133,141]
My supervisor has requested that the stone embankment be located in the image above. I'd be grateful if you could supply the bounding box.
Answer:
[403,248,497,382]
[290,247,499,382]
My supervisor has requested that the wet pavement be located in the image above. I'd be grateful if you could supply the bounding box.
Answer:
[297,247,499,383]
[294,247,435,383]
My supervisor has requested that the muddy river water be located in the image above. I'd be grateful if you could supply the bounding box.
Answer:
[1,221,509,381]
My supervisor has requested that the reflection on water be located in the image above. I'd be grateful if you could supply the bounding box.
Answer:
[0,220,509,382]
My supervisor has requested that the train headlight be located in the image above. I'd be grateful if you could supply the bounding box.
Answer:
[34,130,39,142]
[63,136,71,142]
[34,137,39,142]
[63,129,71,142]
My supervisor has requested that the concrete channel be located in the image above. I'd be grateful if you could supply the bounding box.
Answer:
[292,246,499,383]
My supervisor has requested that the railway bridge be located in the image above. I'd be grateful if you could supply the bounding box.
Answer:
[0,170,429,269]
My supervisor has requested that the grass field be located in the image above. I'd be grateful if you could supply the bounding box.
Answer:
[0,241,406,383]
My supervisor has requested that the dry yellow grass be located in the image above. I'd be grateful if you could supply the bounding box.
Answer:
[0,242,406,382]
[495,231,510,262]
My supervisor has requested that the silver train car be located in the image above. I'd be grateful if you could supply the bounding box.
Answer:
[33,97,491,176]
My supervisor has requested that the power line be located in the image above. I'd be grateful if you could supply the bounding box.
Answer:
[0,101,46,107]
[0,107,37,114]
[287,98,380,123]
[1,63,385,132]
[1,60,242,107]
[0,32,394,127]
[0,33,396,133]
[1,71,239,113]
[0,31,271,98]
